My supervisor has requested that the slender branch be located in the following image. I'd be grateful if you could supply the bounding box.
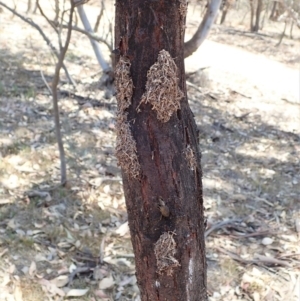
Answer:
[40,69,52,94]
[51,0,77,185]
[77,4,110,71]
[60,24,112,51]
[54,0,59,23]
[94,0,104,32]
[0,1,75,86]
[36,1,58,33]
[205,219,242,238]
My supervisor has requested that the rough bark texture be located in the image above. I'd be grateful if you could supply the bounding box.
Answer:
[115,1,207,301]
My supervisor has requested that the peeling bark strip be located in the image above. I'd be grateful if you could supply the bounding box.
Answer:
[115,57,140,178]
[115,1,207,300]
[137,50,183,123]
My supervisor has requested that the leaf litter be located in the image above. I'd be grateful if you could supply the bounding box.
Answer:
[0,1,300,301]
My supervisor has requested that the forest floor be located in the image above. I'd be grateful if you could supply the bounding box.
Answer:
[0,1,299,301]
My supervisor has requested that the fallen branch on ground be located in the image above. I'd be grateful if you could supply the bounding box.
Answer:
[205,218,242,238]
[216,247,292,267]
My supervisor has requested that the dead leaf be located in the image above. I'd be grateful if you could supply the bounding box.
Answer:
[29,261,36,277]
[51,275,69,288]
[9,264,16,274]
[93,266,108,281]
[39,279,65,297]
[7,218,17,229]
[0,248,8,258]
[3,174,20,189]
[261,237,273,245]
[14,284,23,301]
[34,222,46,228]
[231,194,247,201]
[94,289,109,298]
[99,275,115,289]
[21,266,29,275]
[115,222,129,236]
[2,274,10,286]
[66,288,89,297]
[0,198,12,205]
[69,263,77,273]
[252,291,260,301]
[27,190,51,200]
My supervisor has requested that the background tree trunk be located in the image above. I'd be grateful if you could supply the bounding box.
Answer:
[77,4,109,71]
[184,0,222,58]
[250,0,255,31]
[115,1,207,300]
[220,8,229,24]
[253,0,263,31]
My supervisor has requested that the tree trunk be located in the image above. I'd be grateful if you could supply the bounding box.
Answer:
[115,1,207,300]
[184,0,222,58]
[253,0,263,31]
[250,0,255,31]
[270,1,278,20]
[77,5,109,71]
[220,8,229,24]
[276,19,288,46]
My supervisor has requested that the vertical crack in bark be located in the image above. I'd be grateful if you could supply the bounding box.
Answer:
[137,50,183,122]
[115,56,141,178]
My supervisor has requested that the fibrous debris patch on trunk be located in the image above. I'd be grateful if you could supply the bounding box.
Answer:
[137,49,183,123]
[179,0,188,18]
[115,56,134,111]
[154,231,180,276]
[185,144,197,170]
[115,114,140,178]
[115,56,140,178]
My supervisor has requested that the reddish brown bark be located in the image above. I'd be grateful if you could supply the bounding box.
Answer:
[115,1,207,300]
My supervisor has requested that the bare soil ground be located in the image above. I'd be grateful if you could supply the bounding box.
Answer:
[0,1,299,301]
